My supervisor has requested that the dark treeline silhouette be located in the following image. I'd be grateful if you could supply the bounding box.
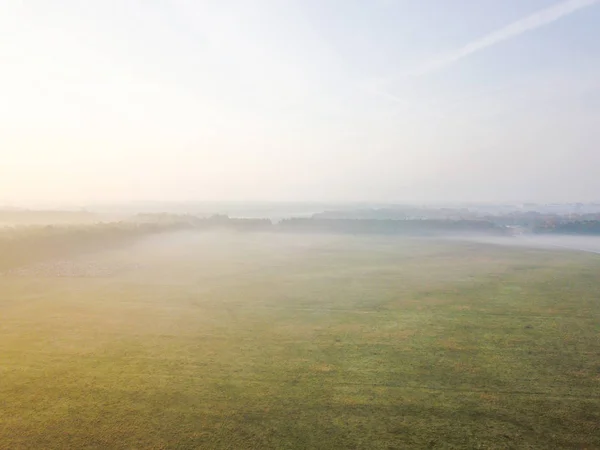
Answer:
[133,214,505,235]
[8,213,600,272]
[533,220,600,235]
[484,211,554,228]
[133,213,272,231]
[278,218,505,235]
[313,207,600,231]
[1,215,510,271]
[15,213,600,272]
[484,212,600,229]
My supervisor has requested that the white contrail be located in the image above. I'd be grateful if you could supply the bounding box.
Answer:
[410,0,599,77]
[371,0,599,104]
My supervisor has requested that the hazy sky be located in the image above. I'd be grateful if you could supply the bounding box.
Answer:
[1,0,599,206]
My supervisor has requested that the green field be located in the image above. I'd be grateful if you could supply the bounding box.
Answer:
[1,232,599,449]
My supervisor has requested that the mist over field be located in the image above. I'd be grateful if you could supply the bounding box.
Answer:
[452,234,600,254]
[1,216,600,448]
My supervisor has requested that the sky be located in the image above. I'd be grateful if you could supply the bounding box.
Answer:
[1,0,599,206]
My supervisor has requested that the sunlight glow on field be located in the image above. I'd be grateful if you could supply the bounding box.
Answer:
[1,231,599,448]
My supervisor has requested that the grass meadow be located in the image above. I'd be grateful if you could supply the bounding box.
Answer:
[1,232,599,449]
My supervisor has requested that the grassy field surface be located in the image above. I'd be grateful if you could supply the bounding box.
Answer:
[1,232,599,449]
